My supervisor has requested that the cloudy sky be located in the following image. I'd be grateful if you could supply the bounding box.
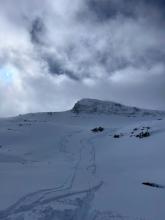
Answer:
[0,0,165,116]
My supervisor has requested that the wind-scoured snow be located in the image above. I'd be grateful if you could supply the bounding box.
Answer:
[0,99,165,220]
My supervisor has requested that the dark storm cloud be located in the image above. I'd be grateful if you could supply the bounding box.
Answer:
[143,0,165,11]
[84,0,136,21]
[30,17,46,45]
[0,0,165,116]
[83,0,165,21]
[45,55,80,81]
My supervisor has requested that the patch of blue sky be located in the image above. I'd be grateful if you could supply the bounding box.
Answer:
[0,66,15,84]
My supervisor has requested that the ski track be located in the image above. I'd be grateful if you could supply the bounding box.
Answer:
[0,130,104,219]
[0,182,103,218]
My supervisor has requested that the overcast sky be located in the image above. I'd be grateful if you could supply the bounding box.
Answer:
[0,0,165,116]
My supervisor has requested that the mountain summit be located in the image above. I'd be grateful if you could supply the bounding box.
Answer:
[72,98,164,116]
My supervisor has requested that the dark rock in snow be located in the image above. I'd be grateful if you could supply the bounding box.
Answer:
[113,134,120,138]
[136,131,150,138]
[91,127,104,133]
[142,182,164,188]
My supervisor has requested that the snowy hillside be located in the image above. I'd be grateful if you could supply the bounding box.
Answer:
[0,99,165,220]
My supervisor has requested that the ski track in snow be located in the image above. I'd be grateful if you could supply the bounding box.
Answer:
[0,129,104,219]
[0,181,103,219]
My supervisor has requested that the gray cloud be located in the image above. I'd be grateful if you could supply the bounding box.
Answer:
[82,0,136,21]
[0,0,165,116]
[30,17,46,45]
[83,0,165,21]
[45,55,80,81]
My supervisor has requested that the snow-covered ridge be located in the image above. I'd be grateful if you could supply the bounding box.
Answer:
[72,98,165,116]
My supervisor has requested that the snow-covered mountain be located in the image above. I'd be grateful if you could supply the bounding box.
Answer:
[0,99,165,220]
[72,98,165,116]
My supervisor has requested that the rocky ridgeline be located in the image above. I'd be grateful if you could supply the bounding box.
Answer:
[72,98,165,117]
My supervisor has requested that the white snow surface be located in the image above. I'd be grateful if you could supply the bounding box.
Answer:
[0,98,165,220]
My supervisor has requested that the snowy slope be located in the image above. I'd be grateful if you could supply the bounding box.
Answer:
[0,99,165,220]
